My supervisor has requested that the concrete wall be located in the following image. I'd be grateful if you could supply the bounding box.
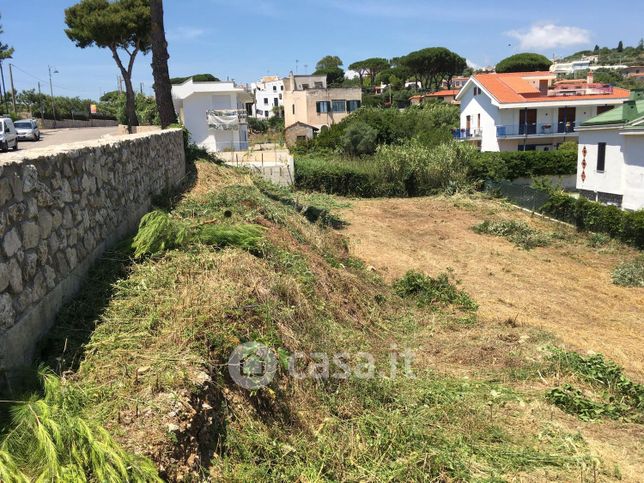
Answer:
[577,128,624,197]
[0,129,186,376]
[38,119,118,129]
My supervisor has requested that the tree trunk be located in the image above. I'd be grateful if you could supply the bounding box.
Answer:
[149,0,177,128]
[122,75,139,131]
[110,47,139,133]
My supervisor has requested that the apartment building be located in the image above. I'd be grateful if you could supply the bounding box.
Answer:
[455,71,630,152]
[172,78,253,152]
[251,76,284,119]
[283,73,362,145]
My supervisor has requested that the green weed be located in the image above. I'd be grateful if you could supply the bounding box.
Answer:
[612,255,644,287]
[473,219,550,250]
[393,270,478,312]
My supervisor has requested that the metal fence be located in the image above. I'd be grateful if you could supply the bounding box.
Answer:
[484,180,551,212]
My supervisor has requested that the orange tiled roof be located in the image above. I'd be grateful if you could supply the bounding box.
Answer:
[427,89,459,97]
[473,71,630,104]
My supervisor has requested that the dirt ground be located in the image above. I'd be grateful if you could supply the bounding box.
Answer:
[339,195,644,380]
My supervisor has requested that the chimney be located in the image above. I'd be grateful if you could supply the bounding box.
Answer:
[587,71,594,84]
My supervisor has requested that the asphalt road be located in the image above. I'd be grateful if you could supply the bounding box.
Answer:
[16,127,119,151]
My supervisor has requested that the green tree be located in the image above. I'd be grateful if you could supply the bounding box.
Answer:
[341,121,378,156]
[349,58,390,89]
[617,41,624,52]
[496,53,552,73]
[64,0,152,132]
[170,73,220,84]
[149,0,176,127]
[593,44,600,53]
[314,55,345,86]
[0,14,15,113]
[399,47,466,91]
[315,55,343,71]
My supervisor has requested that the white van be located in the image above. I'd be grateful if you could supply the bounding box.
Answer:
[0,117,18,152]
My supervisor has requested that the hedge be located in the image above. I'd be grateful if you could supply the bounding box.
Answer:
[471,150,577,181]
[541,192,644,249]
[294,157,393,197]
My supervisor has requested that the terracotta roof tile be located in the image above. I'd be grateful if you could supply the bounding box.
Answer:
[473,71,630,104]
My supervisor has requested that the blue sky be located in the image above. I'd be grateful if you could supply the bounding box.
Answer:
[1,0,642,101]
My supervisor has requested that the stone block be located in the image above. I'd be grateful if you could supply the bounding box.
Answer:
[3,228,21,257]
[21,221,40,250]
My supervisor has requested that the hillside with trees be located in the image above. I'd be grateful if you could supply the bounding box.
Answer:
[561,40,644,65]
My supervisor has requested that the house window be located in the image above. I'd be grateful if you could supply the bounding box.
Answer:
[347,100,361,112]
[279,94,282,99]
[292,104,295,115]
[316,101,331,113]
[477,113,481,129]
[597,105,612,115]
[264,98,269,105]
[597,142,606,172]
[473,86,481,96]
[332,100,346,112]
[274,98,279,107]
[273,86,277,92]
[314,81,324,88]
[257,109,263,116]
[301,83,310,90]
[265,111,269,118]
[281,85,284,91]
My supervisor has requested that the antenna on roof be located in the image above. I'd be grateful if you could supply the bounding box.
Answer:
[295,59,299,74]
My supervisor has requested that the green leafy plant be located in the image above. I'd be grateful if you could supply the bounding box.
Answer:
[393,270,477,311]
[612,255,644,287]
[0,369,160,481]
[473,220,550,250]
[546,348,643,422]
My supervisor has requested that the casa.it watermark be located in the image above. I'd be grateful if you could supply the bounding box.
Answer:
[228,341,415,390]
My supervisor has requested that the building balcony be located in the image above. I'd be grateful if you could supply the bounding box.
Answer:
[496,122,577,138]
[453,128,482,140]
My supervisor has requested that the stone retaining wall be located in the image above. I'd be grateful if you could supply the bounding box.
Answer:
[0,129,186,376]
[39,119,119,129]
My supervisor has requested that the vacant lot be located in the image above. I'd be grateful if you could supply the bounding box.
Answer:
[340,196,644,380]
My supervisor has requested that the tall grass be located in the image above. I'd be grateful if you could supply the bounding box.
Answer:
[295,140,478,197]
[0,369,160,481]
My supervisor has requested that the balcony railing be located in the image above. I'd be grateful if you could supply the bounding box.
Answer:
[453,128,482,140]
[496,122,577,137]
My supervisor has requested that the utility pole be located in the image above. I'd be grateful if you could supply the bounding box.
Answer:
[140,82,143,94]
[8,63,16,114]
[38,82,44,123]
[48,65,58,122]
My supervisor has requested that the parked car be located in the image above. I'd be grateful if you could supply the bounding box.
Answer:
[0,117,18,152]
[14,119,40,141]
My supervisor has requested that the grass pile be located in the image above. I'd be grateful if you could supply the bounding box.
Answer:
[6,161,636,481]
[473,219,551,249]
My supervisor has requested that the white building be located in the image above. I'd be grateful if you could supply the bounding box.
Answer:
[251,76,284,119]
[576,90,644,210]
[455,71,631,152]
[172,78,253,152]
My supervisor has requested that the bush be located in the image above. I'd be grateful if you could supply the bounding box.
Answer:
[612,255,644,287]
[470,150,577,181]
[376,140,477,196]
[296,104,460,155]
[473,220,550,250]
[294,156,385,197]
[541,192,644,249]
[340,121,378,156]
[393,270,477,311]
[295,141,477,197]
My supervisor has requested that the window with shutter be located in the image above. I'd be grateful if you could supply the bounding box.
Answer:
[597,142,606,172]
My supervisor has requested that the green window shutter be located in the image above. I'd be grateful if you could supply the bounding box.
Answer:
[316,102,321,113]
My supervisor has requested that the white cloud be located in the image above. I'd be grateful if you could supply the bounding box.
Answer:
[466,59,481,70]
[506,23,591,51]
[167,27,207,41]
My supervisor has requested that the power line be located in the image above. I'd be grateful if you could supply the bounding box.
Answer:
[9,63,83,93]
